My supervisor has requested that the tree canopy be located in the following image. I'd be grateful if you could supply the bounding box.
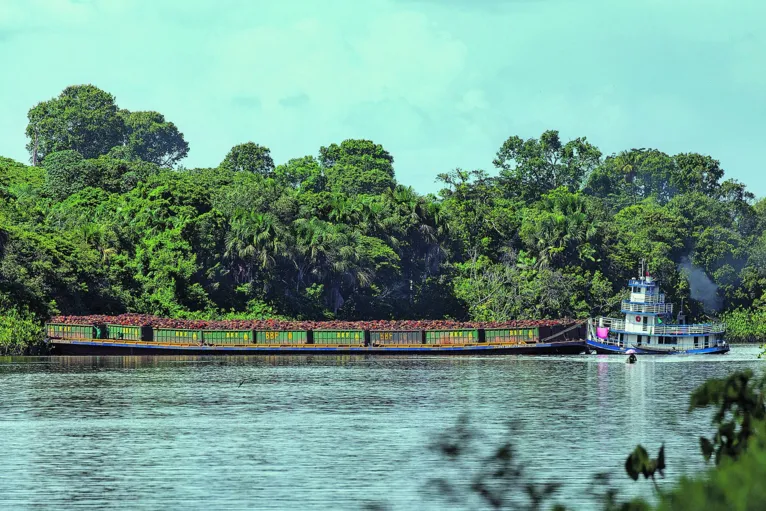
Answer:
[25,84,188,169]
[115,110,189,167]
[2,85,765,345]
[26,85,124,163]
[320,139,396,195]
[220,142,275,175]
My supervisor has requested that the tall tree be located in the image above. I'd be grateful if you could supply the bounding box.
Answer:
[493,130,602,201]
[585,149,726,209]
[112,110,189,168]
[26,85,125,163]
[220,142,275,175]
[320,139,396,195]
[672,153,724,196]
[274,156,326,192]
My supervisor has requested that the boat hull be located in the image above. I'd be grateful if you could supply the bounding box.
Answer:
[586,339,730,355]
[47,339,589,356]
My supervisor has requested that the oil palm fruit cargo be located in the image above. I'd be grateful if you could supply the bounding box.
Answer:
[49,314,580,331]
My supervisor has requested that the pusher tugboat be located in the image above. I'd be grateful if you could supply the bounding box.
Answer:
[587,262,728,355]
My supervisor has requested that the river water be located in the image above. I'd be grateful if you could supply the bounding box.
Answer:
[0,347,763,510]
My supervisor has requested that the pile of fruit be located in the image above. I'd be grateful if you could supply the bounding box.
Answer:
[50,314,581,331]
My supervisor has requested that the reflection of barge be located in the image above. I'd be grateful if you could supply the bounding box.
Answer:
[587,263,728,355]
[45,322,588,356]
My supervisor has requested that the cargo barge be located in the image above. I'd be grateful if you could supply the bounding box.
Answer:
[45,322,588,356]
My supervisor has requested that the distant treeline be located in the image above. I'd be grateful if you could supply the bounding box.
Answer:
[1,84,766,352]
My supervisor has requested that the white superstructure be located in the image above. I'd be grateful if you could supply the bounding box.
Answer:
[587,262,727,353]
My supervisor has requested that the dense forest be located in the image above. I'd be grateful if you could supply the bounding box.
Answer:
[1,84,765,351]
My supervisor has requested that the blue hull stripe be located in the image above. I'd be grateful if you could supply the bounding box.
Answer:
[586,339,729,355]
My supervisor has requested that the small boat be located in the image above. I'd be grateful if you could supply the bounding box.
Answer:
[586,262,729,355]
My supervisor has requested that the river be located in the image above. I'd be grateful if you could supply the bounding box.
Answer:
[0,347,763,510]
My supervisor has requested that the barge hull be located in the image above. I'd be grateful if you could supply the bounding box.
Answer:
[48,339,588,356]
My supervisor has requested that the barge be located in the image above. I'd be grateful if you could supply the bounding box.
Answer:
[45,322,588,356]
[586,263,728,355]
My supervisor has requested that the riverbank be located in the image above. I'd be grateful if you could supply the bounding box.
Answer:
[720,309,766,343]
[0,309,44,356]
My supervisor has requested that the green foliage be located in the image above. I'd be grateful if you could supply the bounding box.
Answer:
[26,85,188,170]
[220,142,275,175]
[26,85,125,162]
[43,151,159,200]
[452,251,589,321]
[43,150,93,200]
[494,130,602,201]
[0,156,45,192]
[689,370,766,464]
[652,434,766,511]
[519,187,603,268]
[0,307,43,355]
[4,84,766,329]
[720,309,766,343]
[115,110,189,168]
[624,445,666,484]
[274,156,326,192]
[320,139,396,195]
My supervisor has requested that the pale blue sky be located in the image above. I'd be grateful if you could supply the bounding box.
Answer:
[1,0,764,196]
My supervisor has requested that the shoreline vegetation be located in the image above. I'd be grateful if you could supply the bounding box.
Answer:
[2,84,766,354]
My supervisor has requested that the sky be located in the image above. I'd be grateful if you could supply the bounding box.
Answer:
[1,0,764,196]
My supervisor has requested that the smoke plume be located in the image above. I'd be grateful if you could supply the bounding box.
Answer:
[678,257,722,312]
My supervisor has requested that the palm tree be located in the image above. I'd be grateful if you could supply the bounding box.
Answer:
[224,210,285,286]
[292,218,374,313]
[77,222,117,262]
[327,194,361,225]
[525,191,599,268]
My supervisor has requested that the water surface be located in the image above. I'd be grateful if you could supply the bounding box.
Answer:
[0,348,763,510]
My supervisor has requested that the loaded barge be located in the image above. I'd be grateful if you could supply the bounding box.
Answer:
[45,322,588,356]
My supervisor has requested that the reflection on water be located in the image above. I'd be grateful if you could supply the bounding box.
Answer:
[0,349,763,510]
